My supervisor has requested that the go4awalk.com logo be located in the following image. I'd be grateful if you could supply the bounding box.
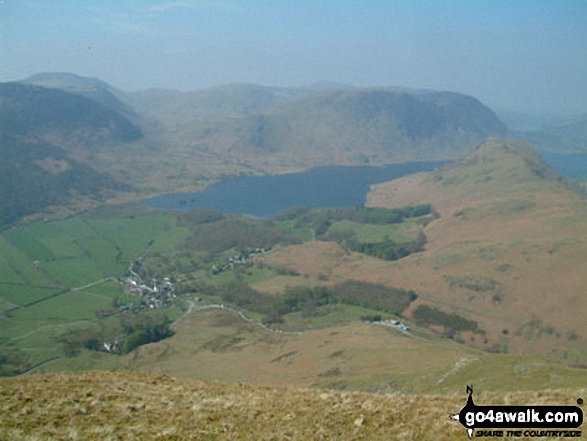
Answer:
[451,386,584,439]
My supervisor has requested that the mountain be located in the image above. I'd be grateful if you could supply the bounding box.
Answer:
[23,72,134,118]
[251,139,587,362]
[125,80,507,169]
[366,138,587,358]
[368,138,568,215]
[187,89,508,167]
[0,73,510,224]
[126,82,438,127]
[0,82,140,226]
[16,73,509,186]
[0,82,142,145]
[0,134,129,227]
[125,83,330,127]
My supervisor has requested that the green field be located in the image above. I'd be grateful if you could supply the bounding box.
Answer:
[276,219,314,241]
[0,212,191,374]
[3,215,190,289]
[276,304,399,331]
[326,219,420,244]
[0,236,62,306]
[3,200,584,394]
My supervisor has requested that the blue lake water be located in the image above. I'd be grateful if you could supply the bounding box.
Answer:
[539,152,587,179]
[145,161,447,218]
[145,152,587,218]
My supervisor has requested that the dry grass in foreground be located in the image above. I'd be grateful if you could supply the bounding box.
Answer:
[1,371,584,440]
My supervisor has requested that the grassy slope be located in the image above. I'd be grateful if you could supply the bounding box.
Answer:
[251,139,587,363]
[364,138,587,361]
[125,308,587,394]
[1,371,584,440]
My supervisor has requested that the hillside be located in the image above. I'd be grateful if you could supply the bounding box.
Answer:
[126,82,358,123]
[184,89,507,168]
[368,138,569,217]
[126,83,315,126]
[365,139,587,358]
[23,72,135,119]
[124,80,508,173]
[6,73,510,195]
[0,82,142,145]
[252,139,587,364]
[0,135,129,227]
[0,82,142,226]
[125,307,587,393]
[0,371,583,440]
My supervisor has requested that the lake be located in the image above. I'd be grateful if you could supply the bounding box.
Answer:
[539,152,587,179]
[145,161,447,218]
[145,152,587,218]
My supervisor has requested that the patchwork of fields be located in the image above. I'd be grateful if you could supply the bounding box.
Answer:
[0,213,190,372]
[0,204,446,377]
[0,204,430,373]
[2,194,586,396]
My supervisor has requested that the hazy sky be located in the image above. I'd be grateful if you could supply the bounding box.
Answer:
[1,0,586,116]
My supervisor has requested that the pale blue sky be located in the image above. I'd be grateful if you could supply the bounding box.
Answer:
[1,0,586,116]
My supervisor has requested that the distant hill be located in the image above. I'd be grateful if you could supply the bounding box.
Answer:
[0,82,139,226]
[23,72,134,118]
[0,82,142,145]
[0,134,129,227]
[125,82,332,126]
[516,115,587,153]
[2,76,261,204]
[368,138,568,215]
[0,73,511,222]
[187,89,507,166]
[125,82,433,126]
[13,73,509,182]
[125,81,507,168]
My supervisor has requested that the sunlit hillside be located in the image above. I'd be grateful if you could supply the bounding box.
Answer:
[0,371,583,440]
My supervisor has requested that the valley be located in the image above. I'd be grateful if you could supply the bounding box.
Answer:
[1,72,586,439]
[2,139,587,396]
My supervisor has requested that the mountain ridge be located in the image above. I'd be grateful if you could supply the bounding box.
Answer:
[11,72,509,168]
[250,139,587,361]
[186,88,508,167]
[0,81,140,227]
[0,82,142,144]
[364,139,587,358]
[23,72,134,117]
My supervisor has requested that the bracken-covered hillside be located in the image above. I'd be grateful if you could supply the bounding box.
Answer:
[0,371,583,440]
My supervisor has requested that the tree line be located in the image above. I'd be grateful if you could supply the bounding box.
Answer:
[191,279,418,324]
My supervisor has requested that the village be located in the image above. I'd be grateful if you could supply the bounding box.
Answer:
[211,247,271,275]
[121,257,177,312]
[98,249,416,354]
[120,247,272,312]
